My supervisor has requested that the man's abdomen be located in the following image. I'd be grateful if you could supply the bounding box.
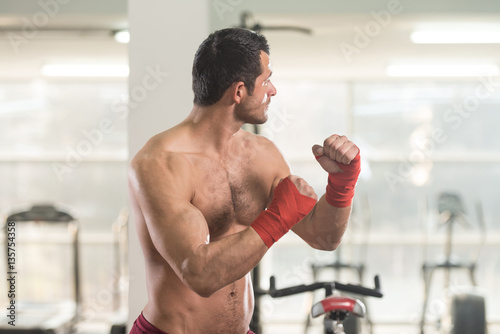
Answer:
[206,275,254,333]
[145,269,254,334]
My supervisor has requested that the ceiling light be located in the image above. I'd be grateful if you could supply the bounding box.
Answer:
[410,22,500,44]
[386,64,499,77]
[114,30,130,44]
[411,31,500,44]
[41,64,129,77]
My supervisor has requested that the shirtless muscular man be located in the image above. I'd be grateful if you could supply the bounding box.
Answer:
[128,28,361,334]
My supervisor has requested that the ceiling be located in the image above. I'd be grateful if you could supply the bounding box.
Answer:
[0,0,127,80]
[249,13,500,79]
[0,0,499,79]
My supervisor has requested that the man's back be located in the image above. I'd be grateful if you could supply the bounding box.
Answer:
[128,123,287,333]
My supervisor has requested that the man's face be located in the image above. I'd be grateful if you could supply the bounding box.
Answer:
[235,51,277,125]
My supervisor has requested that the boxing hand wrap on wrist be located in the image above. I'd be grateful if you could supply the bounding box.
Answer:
[251,178,316,248]
[325,153,361,208]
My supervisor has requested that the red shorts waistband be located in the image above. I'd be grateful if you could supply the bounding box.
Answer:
[130,313,169,334]
[130,312,255,334]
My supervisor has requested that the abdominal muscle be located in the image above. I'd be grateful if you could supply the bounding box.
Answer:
[141,229,254,334]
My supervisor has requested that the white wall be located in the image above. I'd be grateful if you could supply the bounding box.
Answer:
[127,0,209,329]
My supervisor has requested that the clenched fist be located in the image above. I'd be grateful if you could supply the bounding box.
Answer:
[312,135,360,173]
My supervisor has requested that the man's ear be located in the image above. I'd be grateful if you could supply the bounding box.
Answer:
[231,81,246,104]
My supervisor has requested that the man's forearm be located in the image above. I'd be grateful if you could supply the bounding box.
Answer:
[292,196,351,251]
[181,227,267,297]
[302,137,360,250]
[179,177,316,297]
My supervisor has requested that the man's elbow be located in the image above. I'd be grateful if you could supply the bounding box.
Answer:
[310,236,342,251]
[186,280,217,298]
[181,260,219,298]
[314,242,340,252]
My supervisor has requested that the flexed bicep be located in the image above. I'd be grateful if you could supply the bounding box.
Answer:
[128,153,210,284]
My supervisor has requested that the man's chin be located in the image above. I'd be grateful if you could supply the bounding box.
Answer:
[250,114,268,125]
[243,112,268,126]
[260,107,270,123]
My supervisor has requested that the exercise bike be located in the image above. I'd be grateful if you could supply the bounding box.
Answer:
[265,275,383,334]
[419,193,487,334]
[308,194,373,334]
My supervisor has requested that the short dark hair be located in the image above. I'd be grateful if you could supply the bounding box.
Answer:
[192,28,270,106]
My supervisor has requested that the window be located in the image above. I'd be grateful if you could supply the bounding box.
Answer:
[258,78,500,330]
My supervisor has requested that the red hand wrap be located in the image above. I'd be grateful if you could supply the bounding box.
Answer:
[324,153,361,208]
[251,178,316,248]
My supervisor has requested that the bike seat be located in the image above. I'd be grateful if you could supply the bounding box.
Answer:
[311,296,366,318]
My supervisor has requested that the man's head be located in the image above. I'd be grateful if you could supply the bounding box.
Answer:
[192,28,270,107]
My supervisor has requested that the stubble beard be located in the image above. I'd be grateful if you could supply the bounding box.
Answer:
[235,101,270,126]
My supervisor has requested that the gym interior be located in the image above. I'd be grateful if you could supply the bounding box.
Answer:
[1,0,499,333]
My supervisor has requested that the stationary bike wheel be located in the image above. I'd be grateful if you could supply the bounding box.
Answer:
[450,293,486,334]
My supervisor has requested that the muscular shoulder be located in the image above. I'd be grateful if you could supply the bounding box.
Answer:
[237,130,290,175]
[237,129,281,155]
[129,131,194,200]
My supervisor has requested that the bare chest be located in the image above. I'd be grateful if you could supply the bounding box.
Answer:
[190,157,270,240]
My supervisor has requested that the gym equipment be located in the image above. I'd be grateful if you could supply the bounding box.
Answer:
[311,296,365,334]
[419,193,487,334]
[250,195,372,334]
[266,275,383,334]
[110,208,129,334]
[310,247,365,334]
[0,204,81,333]
[307,195,373,334]
[251,265,262,334]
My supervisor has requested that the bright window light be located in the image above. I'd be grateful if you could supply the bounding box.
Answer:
[386,64,499,77]
[411,31,500,44]
[41,64,129,77]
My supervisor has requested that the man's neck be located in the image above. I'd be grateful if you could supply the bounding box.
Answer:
[185,104,244,154]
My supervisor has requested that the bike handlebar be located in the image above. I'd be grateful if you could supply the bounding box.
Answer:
[267,275,383,299]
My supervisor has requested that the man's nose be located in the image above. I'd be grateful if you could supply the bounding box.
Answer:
[268,81,277,97]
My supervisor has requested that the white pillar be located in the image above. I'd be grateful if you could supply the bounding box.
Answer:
[127,0,209,329]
